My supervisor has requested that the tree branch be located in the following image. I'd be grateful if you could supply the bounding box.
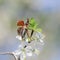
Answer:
[0,52,18,60]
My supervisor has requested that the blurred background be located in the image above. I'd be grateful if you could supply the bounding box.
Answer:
[0,0,60,60]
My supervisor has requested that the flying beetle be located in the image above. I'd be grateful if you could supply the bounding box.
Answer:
[17,18,42,43]
[17,19,30,41]
[17,20,24,37]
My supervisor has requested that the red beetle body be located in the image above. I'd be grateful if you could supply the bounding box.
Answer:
[17,20,24,26]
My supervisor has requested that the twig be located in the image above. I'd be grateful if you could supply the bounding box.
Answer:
[0,52,19,60]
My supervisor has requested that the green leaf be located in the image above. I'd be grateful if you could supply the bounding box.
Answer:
[34,28,42,32]
[28,18,38,29]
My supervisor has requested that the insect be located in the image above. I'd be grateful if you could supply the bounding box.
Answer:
[17,20,25,38]
[17,19,30,41]
[22,18,30,38]
[17,18,42,43]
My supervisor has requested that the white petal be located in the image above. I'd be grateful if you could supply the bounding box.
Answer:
[16,35,22,40]
[40,39,43,43]
[25,46,33,56]
[20,52,26,60]
[34,49,40,55]
[40,39,44,45]
[26,38,29,42]
[26,52,32,56]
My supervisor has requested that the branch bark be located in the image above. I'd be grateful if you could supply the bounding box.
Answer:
[0,52,20,60]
